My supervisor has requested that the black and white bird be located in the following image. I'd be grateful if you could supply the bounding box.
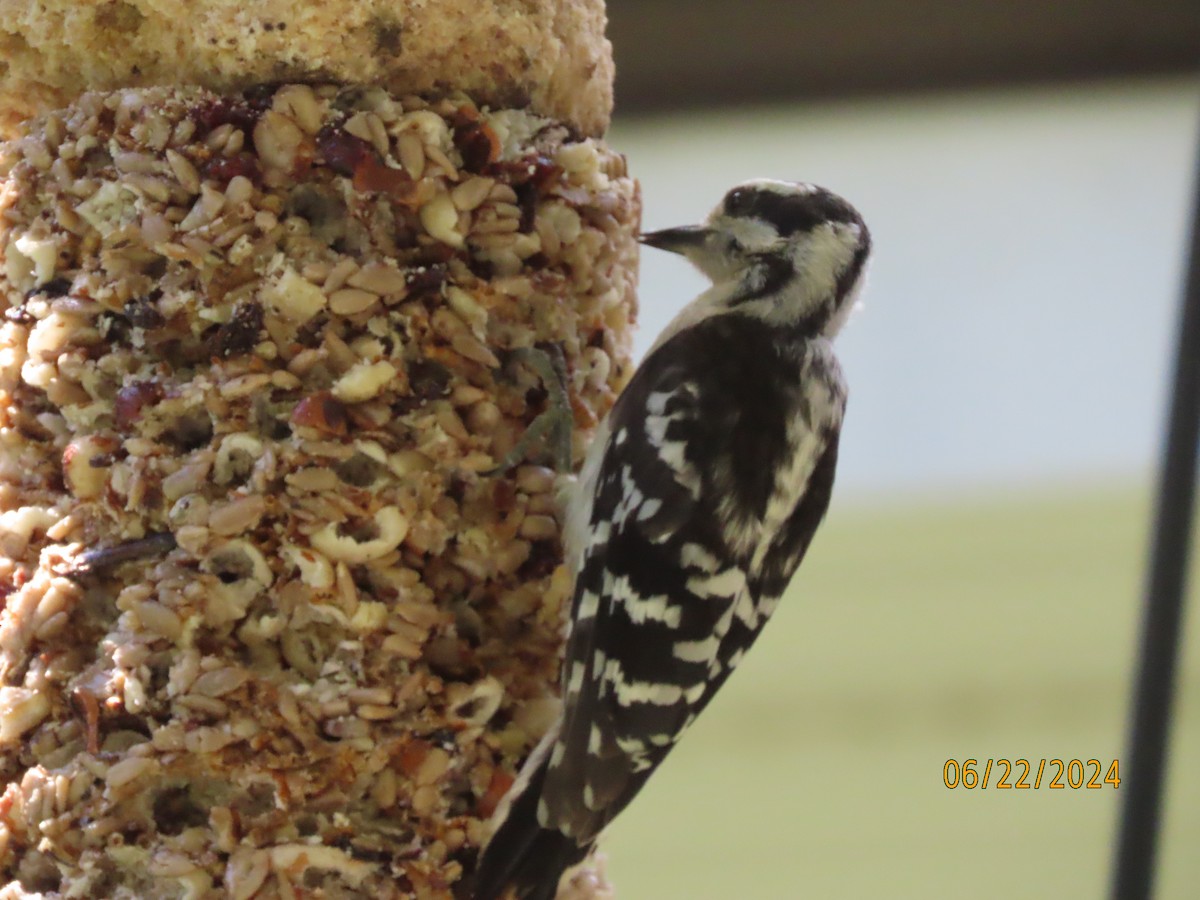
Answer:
[474,179,871,900]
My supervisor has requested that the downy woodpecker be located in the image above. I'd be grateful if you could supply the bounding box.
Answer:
[474,179,871,900]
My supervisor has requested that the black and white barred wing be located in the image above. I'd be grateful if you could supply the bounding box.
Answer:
[544,360,734,839]
[542,328,844,844]
[542,331,842,841]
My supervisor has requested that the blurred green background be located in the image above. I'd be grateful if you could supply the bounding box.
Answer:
[596,4,1200,895]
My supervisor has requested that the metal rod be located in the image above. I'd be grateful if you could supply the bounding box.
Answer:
[1110,126,1200,900]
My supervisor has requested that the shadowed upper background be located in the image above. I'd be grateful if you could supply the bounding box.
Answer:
[608,0,1199,113]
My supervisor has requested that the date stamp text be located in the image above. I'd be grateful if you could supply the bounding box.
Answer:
[942,758,1121,790]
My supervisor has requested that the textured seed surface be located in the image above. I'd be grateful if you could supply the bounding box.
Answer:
[0,82,638,899]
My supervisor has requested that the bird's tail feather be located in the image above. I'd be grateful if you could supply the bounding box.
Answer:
[473,753,589,900]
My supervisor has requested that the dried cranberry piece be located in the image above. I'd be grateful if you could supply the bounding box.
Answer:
[513,183,540,233]
[317,126,373,177]
[352,155,413,198]
[191,100,261,138]
[291,392,349,436]
[491,154,562,192]
[114,381,165,429]
[491,478,518,513]
[209,301,264,357]
[203,153,261,186]
[398,739,432,777]
[403,263,447,296]
[493,155,562,232]
[453,120,501,173]
[519,539,560,579]
[467,257,496,280]
[124,291,165,329]
[526,155,564,194]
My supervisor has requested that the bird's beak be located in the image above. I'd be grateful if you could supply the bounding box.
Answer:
[638,225,710,256]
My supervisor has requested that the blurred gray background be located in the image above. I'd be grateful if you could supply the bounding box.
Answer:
[596,2,1200,898]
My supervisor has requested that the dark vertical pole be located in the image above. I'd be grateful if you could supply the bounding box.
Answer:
[1110,129,1200,900]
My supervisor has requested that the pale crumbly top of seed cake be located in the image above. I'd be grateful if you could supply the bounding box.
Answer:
[0,83,636,898]
[0,0,615,141]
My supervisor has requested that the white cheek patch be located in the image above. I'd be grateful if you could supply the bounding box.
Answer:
[720,216,779,254]
[794,223,856,303]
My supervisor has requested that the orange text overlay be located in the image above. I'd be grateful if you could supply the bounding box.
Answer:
[942,758,1120,790]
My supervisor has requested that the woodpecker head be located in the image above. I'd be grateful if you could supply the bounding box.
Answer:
[640,179,871,337]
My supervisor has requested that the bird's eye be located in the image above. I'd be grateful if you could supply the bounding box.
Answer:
[724,187,753,216]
